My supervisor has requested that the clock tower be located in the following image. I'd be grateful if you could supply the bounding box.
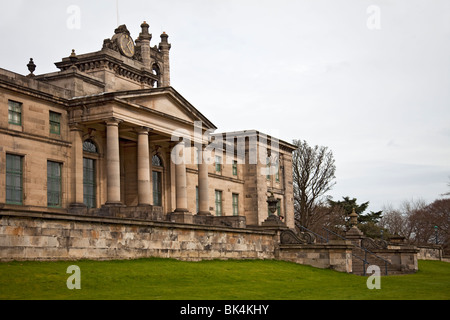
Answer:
[47,22,171,94]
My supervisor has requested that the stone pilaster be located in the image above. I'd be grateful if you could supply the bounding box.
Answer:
[69,123,85,208]
[197,147,210,216]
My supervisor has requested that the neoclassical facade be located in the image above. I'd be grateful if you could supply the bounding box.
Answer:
[0,22,296,229]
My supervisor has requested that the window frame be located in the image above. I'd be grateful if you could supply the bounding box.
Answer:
[232,193,239,216]
[6,154,23,205]
[8,100,22,126]
[232,160,238,176]
[83,157,97,209]
[49,111,61,135]
[152,170,162,206]
[215,190,223,216]
[215,155,222,173]
[47,161,62,208]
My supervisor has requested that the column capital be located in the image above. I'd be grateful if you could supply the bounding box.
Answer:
[69,122,84,132]
[135,126,152,134]
[105,117,123,126]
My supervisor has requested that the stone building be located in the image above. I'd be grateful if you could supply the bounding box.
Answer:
[0,22,296,230]
[0,22,421,275]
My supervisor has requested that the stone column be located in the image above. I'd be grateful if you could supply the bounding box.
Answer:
[137,127,151,206]
[105,118,122,205]
[197,147,210,215]
[69,124,85,207]
[174,142,188,213]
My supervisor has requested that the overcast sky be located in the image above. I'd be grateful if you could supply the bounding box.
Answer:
[1,0,449,213]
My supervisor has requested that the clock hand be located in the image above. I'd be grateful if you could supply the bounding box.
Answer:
[127,39,134,52]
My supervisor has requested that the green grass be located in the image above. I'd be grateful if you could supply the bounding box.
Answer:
[0,259,449,300]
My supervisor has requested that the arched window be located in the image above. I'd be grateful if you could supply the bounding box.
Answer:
[152,154,163,167]
[83,139,98,208]
[83,139,98,153]
[152,64,160,76]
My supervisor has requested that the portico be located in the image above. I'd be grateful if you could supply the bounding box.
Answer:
[67,87,216,220]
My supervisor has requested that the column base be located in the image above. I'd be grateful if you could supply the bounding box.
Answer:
[68,203,87,216]
[104,202,126,207]
[69,202,86,208]
[196,211,212,216]
[138,203,152,207]
[168,211,193,224]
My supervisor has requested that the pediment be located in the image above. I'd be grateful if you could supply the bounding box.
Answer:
[116,88,216,129]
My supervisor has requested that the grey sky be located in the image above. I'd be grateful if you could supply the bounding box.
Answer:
[1,0,449,212]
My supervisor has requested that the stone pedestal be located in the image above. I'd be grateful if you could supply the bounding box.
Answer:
[167,212,193,224]
[346,226,364,247]
[262,215,287,228]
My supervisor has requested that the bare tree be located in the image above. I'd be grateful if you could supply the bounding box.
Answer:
[292,139,336,229]
[379,199,427,240]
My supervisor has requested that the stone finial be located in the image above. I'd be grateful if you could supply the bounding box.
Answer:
[138,21,152,41]
[69,49,78,65]
[159,32,171,51]
[349,208,358,228]
[27,58,36,76]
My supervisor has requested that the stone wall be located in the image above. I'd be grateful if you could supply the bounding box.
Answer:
[0,211,276,262]
[277,242,353,273]
[417,245,443,261]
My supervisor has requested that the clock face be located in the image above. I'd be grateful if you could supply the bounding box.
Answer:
[118,34,135,58]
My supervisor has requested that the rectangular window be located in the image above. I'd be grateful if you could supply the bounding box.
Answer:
[47,161,62,207]
[6,154,23,205]
[215,190,222,216]
[83,158,96,208]
[266,158,271,180]
[153,171,162,206]
[232,160,238,176]
[8,100,22,125]
[232,193,239,216]
[215,156,222,172]
[49,111,61,135]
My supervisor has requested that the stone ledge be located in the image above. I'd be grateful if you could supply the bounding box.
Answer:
[0,210,275,236]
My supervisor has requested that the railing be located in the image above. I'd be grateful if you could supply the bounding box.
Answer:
[322,227,391,276]
[296,224,328,243]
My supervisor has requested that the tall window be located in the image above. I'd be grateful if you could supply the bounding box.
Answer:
[49,111,61,135]
[83,139,97,208]
[215,190,222,216]
[232,160,238,176]
[275,161,280,182]
[8,100,22,125]
[83,158,96,208]
[232,193,239,216]
[152,155,163,206]
[6,154,23,205]
[215,156,222,172]
[47,161,62,207]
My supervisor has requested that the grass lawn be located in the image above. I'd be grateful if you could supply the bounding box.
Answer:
[0,258,449,300]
